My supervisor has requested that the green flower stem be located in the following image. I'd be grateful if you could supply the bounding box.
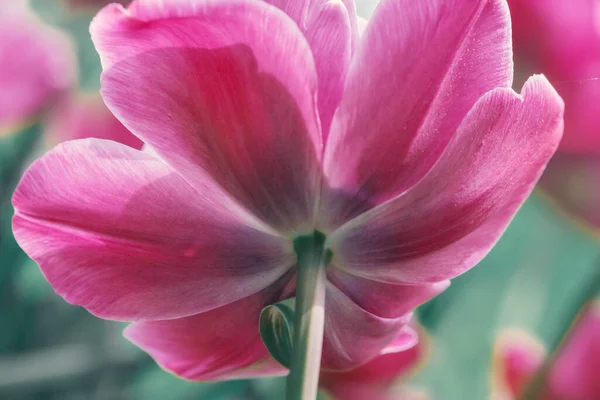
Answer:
[286,232,328,400]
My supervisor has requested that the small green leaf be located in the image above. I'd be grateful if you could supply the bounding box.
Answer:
[259,298,296,369]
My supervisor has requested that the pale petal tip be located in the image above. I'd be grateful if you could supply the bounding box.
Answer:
[380,326,419,355]
[432,280,451,292]
[521,74,564,107]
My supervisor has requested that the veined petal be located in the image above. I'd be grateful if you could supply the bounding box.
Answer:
[329,76,563,284]
[266,0,358,51]
[264,0,311,25]
[322,325,424,388]
[91,0,322,233]
[328,268,449,318]
[124,280,289,381]
[304,0,352,138]
[322,0,513,227]
[13,140,294,321]
[322,282,413,371]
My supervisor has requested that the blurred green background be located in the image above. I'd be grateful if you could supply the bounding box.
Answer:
[1,1,599,399]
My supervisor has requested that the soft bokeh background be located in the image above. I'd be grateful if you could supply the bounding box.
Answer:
[0,1,598,399]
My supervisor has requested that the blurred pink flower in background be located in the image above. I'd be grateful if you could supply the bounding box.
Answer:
[13,0,563,380]
[0,2,76,136]
[492,302,600,400]
[537,154,600,229]
[509,0,600,230]
[61,0,130,13]
[508,0,600,155]
[46,93,143,149]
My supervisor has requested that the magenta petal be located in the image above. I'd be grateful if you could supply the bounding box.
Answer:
[265,0,353,138]
[322,326,423,388]
[322,282,413,371]
[92,0,322,232]
[13,140,294,321]
[329,76,563,284]
[328,268,449,318]
[263,0,311,25]
[322,0,514,226]
[305,0,351,138]
[265,0,358,51]
[0,4,75,133]
[124,282,288,381]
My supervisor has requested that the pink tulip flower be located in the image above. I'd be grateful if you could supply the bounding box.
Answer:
[320,325,427,400]
[13,0,563,380]
[508,0,600,156]
[492,302,600,399]
[46,93,143,149]
[0,2,76,135]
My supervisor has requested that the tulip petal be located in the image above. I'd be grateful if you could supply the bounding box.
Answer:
[265,0,358,51]
[92,0,322,233]
[13,140,294,321]
[328,268,449,318]
[259,0,354,136]
[329,76,563,283]
[322,0,513,226]
[263,0,311,25]
[124,282,289,381]
[322,282,413,371]
[304,0,352,138]
[322,327,423,389]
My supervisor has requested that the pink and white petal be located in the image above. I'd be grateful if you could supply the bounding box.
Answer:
[263,0,311,25]
[328,268,449,318]
[265,0,358,49]
[13,140,294,321]
[545,301,600,399]
[304,0,352,138]
[339,0,359,51]
[322,326,423,389]
[46,93,142,149]
[0,5,76,134]
[378,325,418,356]
[356,16,368,36]
[92,0,321,233]
[322,282,413,371]
[322,0,513,227]
[329,75,563,284]
[124,282,289,381]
